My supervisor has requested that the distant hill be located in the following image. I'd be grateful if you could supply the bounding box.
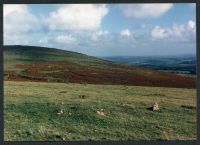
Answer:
[103,55,196,75]
[4,45,196,88]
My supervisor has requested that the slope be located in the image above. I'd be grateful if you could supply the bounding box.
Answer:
[4,45,196,88]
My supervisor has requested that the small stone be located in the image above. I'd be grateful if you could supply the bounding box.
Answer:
[152,102,159,111]
[57,109,64,115]
[96,111,105,116]
[122,103,131,107]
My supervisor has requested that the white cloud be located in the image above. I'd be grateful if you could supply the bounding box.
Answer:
[3,4,39,45]
[120,29,131,37]
[45,4,109,31]
[4,34,30,45]
[91,30,109,41]
[151,26,169,39]
[54,35,76,44]
[187,20,195,30]
[39,37,50,47]
[151,20,196,42]
[120,4,173,18]
[4,4,27,17]
[4,4,38,34]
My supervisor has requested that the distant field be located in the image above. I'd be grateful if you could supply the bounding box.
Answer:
[4,81,196,141]
[103,55,196,75]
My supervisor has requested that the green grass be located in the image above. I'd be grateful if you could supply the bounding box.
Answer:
[4,45,115,71]
[4,81,197,141]
[4,45,150,75]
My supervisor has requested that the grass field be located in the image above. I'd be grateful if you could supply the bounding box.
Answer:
[4,81,197,141]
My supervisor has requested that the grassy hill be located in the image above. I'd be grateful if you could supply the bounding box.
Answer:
[4,45,114,70]
[4,45,196,88]
[4,81,196,141]
[4,45,197,141]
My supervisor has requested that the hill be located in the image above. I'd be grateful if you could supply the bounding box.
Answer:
[4,45,196,88]
[103,55,196,75]
[4,81,196,141]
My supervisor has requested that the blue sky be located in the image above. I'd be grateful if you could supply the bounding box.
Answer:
[3,4,196,56]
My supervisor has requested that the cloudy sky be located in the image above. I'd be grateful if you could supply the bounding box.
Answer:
[3,4,196,56]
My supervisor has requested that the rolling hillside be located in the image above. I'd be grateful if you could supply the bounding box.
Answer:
[4,81,196,141]
[103,55,196,75]
[4,45,197,141]
[4,45,196,88]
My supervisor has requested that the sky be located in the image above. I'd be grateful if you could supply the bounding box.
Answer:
[3,4,196,57]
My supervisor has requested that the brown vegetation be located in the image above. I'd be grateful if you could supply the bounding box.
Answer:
[4,60,196,88]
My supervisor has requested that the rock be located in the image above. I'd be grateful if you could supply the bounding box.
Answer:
[57,109,64,115]
[122,103,132,107]
[152,102,159,111]
[96,110,105,116]
[147,102,160,111]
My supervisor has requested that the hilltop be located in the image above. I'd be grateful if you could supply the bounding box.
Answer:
[4,45,196,88]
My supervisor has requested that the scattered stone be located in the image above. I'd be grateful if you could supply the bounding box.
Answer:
[57,109,64,115]
[96,110,105,116]
[147,102,160,111]
[122,103,132,107]
[153,102,159,111]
